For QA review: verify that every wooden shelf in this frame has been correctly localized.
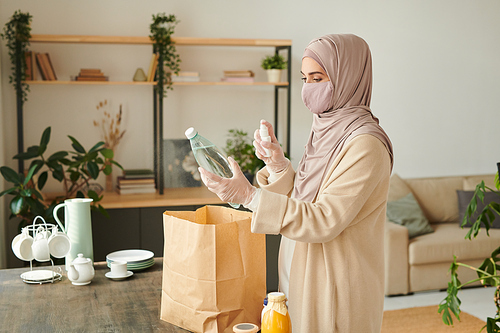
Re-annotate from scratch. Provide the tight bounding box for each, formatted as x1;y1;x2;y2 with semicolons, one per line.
30;34;292;47
25;80;156;85
44;186;223;209
26;80;289;86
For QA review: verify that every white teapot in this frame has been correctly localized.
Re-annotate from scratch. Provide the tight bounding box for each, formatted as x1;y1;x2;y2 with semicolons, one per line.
67;253;95;285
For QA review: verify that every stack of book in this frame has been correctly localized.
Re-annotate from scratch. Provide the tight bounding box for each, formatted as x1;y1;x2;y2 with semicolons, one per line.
75;69;109;82
171;71;200;83
27;52;57;81
117;169;156;195
221;70;254;83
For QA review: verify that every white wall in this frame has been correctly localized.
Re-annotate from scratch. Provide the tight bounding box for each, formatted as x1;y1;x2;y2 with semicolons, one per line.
1;0;499;263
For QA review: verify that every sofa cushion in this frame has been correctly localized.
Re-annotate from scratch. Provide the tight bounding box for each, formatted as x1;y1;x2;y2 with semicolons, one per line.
388;173;412;202
457;190;500;228
408;223;500;265
463;174;496;191
405;176;463;223
386;193;434;238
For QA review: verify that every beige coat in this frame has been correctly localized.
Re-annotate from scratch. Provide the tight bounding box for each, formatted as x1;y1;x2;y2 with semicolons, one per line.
253;134;391;333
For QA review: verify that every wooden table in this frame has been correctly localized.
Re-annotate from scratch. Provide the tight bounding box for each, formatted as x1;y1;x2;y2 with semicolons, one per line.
0;258;190;332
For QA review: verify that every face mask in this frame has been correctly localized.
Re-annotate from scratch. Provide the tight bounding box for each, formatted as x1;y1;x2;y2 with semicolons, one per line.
301;81;333;114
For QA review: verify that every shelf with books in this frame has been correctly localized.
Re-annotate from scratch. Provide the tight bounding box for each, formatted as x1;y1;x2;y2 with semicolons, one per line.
15;33;291;196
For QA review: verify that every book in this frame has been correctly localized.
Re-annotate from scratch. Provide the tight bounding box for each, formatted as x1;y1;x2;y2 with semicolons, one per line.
117;187;156;195
117;176;155;185
36;53;50;80
177;71;199;77
122;169;155;179
43;53;57;80
223;70;254;77
171;76;201;82
221;77;255;83
75;76;109;81
146;53;157;82
148;54;159;82
25;52;33;81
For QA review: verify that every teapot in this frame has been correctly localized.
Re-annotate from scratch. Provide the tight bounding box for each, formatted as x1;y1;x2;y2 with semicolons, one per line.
67;253;95;285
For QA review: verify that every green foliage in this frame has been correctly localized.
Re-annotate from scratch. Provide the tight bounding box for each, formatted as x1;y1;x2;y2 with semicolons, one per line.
0;10;32;103
0;127;122;224
149;13;181;97
224;129;264;175
261;54;287;70
440;170;500;333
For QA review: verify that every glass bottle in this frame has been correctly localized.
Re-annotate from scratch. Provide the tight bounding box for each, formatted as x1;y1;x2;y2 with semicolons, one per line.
261;292;292;333
185;127;239;209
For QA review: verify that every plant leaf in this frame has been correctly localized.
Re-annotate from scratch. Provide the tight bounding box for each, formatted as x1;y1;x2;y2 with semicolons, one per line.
88;141;105;153
14;146;40;160
87;161;99;179
48;151;68;162
103;164;112;175
98;204;109;218
87;190;99;201
68;135;86;153
0;187;17;197
110;159;124;170
0;166;21;185
10;196;25;215
22;164;37;186
100;148;114;159
39;127;51;154
37;171;48;190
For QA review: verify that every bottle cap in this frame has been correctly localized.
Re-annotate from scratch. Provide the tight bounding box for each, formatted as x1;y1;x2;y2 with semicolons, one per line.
259;123;269;136
233;323;259;333
267;291;286;302
185;127;197;139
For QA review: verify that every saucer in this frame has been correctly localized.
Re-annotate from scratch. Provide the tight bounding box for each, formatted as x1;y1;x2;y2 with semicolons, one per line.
105;271;133;281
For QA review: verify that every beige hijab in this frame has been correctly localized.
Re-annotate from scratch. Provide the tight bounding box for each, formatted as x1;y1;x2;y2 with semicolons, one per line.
293;34;393;202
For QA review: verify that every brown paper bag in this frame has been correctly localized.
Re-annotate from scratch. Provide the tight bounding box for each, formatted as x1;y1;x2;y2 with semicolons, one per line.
160;206;266;333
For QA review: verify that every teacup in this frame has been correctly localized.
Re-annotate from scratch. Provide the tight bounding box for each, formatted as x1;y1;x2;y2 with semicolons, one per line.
32;226;51;262
110;260;128;277
48;228;71;258
12;229;34;261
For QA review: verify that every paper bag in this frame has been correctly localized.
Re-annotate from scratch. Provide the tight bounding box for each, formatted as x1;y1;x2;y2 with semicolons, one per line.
160;206;266;333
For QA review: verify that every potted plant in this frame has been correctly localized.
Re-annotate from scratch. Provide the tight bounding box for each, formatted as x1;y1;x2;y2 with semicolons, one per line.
149;13;181;97
0;127;123;230
224;129;265;184
261;54;287;83
439;163;500;333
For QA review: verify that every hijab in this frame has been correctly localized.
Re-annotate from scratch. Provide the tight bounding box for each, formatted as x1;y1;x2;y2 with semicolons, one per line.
292;34;393;202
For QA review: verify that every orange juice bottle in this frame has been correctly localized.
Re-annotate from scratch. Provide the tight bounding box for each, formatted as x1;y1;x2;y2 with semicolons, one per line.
261;292;292;333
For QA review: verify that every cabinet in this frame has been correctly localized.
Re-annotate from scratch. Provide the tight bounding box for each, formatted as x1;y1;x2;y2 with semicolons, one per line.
17;34;292;195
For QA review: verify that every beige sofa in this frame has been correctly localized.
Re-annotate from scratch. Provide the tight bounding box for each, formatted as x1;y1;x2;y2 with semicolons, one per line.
384;173;500;295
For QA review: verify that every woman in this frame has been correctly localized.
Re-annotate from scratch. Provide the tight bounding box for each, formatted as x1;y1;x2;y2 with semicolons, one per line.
199;34;393;332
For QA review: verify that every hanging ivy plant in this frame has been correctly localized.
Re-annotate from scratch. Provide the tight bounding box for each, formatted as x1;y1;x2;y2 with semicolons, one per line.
0;10;32;104
149;13;181;97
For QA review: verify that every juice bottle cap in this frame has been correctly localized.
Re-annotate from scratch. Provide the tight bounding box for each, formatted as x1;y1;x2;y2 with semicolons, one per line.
267;291;286;302
185;127;197;139
233;323;259;333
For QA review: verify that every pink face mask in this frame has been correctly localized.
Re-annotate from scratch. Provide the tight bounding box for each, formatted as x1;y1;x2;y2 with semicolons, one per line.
301;81;334;114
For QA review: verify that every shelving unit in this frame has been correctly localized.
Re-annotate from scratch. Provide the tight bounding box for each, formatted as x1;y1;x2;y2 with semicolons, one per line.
16;34;292;195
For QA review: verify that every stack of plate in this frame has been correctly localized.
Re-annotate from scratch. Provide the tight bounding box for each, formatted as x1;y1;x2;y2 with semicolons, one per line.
106;249;155;271
20;270;62;284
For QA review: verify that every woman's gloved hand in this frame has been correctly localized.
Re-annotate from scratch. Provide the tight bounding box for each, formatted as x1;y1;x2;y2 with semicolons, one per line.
253;120;289;174
199;157;257;207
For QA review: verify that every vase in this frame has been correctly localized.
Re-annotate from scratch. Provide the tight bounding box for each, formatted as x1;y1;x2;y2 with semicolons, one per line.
106;173;113;192
266;69;282;83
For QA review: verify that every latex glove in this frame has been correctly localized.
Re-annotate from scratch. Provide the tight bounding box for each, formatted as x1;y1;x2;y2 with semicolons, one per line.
253;119;289;174
199;156;257;207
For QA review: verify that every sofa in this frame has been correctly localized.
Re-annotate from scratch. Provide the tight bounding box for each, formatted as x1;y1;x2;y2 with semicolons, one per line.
384;173;500;296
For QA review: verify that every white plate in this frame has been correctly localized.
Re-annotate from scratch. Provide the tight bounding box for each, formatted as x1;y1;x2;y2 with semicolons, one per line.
21;270;62;283
106;249;154;264
105;271;133;280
